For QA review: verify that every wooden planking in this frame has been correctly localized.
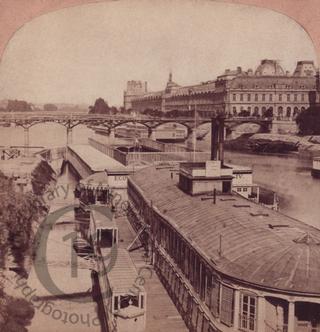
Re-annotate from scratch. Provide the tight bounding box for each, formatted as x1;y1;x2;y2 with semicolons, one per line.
114;215;188;332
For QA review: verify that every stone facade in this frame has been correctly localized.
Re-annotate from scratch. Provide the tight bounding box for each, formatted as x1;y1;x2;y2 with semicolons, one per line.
123;80;148;110
125;60;317;119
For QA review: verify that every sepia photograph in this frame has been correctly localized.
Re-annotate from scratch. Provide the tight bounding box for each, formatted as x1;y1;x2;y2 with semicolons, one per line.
0;0;320;331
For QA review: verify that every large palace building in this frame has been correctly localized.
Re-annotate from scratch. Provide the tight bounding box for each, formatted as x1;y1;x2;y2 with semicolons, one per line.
124;60;317;119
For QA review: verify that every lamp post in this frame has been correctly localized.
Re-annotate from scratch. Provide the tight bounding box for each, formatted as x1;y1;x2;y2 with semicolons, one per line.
132;111;137;172
188;89;197;162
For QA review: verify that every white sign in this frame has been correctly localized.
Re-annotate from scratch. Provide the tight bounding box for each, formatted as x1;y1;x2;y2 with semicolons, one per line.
205;160;221;177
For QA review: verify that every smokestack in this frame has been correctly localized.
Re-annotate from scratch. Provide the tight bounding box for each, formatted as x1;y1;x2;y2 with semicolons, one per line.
211;118;219;160
211;116;225;163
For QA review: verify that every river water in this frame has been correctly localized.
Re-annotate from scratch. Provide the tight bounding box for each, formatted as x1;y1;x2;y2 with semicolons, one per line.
1;124;319;229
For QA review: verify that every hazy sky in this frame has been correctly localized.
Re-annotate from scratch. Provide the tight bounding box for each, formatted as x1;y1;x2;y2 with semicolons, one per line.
0;0;317;106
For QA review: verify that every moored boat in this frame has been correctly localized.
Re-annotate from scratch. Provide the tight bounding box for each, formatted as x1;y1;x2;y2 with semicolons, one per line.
311;157;320;178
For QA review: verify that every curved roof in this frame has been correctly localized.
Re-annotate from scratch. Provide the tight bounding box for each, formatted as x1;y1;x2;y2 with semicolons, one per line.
130;166;320;295
255;59;285;76
80;171;109;188
68;144;128;173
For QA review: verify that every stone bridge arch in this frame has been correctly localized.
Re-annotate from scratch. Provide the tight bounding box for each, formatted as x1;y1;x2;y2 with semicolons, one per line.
226;119;271;135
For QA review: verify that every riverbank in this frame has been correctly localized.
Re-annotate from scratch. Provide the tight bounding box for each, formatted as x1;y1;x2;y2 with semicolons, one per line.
224;133;320;158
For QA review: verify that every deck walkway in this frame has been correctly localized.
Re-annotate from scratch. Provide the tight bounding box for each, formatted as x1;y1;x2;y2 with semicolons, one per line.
115;215;188;332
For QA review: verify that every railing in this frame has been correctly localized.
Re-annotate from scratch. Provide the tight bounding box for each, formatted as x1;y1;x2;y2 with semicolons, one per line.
89;137;211;165
126;151;211;165
139;138;189;153
88;137;116;158
265;320;288;332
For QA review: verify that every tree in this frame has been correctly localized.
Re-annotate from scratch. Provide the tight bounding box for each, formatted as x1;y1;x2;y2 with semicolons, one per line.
6;100;32;112
296;105;320;135
264;108;274;118
238;110;250;117
88;98;110;114
43;103;58;112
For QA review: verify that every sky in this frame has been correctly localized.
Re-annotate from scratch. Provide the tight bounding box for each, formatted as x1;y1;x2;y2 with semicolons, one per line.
0;0;317;107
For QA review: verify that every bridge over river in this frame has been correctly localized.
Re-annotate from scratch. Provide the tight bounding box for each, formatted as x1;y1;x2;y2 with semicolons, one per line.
0;112;273;149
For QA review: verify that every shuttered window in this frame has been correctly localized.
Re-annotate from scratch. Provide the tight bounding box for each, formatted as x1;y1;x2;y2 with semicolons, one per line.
210;277;220;318
184;245;189;277
205;269;212;307
199;263;206;301
220;285;234;326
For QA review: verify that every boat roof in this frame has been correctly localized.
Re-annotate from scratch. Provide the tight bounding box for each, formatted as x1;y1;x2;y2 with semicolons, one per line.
130;165;320;295
80;171;109;188
227;163;252;173
91;209;117;229
68;144;128;173
104;248;145;294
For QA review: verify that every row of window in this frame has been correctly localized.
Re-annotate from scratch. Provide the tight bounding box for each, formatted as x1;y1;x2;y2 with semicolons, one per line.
154;236;258;331
157;218;257;331
128;181;258;331
232;93;307;102
231;105;305;117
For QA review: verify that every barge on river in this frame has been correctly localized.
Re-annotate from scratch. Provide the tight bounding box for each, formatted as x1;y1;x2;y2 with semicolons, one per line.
311;157;320;178
126;117;320;332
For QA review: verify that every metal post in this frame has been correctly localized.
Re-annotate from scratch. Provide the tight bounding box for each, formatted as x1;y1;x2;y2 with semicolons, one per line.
24;127;29;157
67;127;73;146
211;118;219;160
193;101;197;162
218;116;225;164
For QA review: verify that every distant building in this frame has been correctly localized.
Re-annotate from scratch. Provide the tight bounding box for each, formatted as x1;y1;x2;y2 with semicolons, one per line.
126;60;317;119
123;80;148;110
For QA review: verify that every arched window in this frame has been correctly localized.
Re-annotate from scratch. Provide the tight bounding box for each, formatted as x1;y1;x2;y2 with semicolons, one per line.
253;106;259;116
277;106;283;118
286;107;291;118
267;107;273;118
293;107;299;118
261;106;267;117
232;107;237;116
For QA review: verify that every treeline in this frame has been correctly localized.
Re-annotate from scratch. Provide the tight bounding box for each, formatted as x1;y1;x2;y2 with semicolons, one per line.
142;108;196;118
0;170;49;331
296;105;320;135
0;100;59;112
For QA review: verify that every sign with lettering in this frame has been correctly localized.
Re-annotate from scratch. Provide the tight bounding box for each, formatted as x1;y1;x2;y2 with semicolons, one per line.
205;160;221;177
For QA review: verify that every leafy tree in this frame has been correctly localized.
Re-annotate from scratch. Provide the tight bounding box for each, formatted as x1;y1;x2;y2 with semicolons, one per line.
6;100;32;112
264;108;274;118
238;110;251;117
0;294;35;332
43;103;58;112
142;108;164;117
0;170;48;332
89;98;111;114
296;106;320;135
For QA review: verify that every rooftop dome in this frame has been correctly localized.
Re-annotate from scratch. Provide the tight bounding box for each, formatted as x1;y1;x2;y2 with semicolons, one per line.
165;72;180;93
255;59;285;76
